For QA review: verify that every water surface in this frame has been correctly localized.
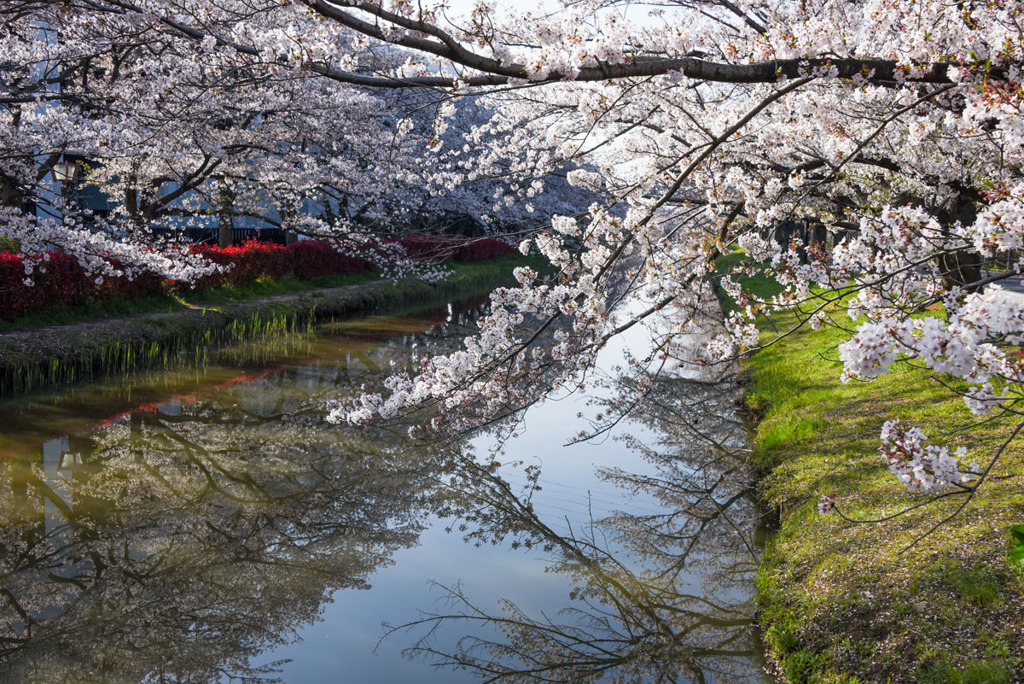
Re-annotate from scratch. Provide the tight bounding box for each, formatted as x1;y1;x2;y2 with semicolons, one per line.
0;298;769;683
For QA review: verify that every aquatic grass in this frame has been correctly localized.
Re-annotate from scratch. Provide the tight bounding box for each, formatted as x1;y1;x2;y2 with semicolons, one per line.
719;256;1024;682
0;310;293;395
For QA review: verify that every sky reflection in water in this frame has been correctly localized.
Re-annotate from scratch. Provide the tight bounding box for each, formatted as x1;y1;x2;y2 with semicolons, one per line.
0;298;767;683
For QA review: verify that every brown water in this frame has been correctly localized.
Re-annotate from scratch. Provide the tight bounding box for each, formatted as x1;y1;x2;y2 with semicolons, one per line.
0;298;769;683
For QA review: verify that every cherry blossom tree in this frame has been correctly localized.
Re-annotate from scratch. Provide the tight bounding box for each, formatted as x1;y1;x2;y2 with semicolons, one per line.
2;0;1022;506
304;0;1024;513
0;1;462;280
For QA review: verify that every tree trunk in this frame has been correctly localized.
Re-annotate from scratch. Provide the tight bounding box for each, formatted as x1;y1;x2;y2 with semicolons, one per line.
937;187;983;292
218;181;235;248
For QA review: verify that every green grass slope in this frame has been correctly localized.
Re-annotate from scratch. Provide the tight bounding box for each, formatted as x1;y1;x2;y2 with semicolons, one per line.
724;255;1024;682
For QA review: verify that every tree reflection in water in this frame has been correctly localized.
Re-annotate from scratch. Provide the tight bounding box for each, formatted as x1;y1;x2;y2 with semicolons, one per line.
0;310;476;683
393;365;765;683
0;302;766;683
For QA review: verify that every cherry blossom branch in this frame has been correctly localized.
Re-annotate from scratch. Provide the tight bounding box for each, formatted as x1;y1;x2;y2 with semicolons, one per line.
823;419;1024;548
300;2;981;88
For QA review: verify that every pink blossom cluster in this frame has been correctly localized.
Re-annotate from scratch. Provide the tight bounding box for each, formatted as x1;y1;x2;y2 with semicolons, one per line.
878;420;976;492
839;288;1024;416
816;494;836;515
300;2;1024;479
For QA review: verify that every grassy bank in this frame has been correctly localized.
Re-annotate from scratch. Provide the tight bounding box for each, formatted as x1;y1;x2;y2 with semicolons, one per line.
0;270;382;333
0;257;533;397
725;256;1024;682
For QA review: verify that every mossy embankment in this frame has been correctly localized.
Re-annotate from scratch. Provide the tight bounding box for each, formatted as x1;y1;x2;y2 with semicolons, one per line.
0;258;530;398
720;254;1024;683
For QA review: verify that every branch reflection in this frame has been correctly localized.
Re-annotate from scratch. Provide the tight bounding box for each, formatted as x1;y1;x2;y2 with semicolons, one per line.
0;311;481;682
0;300;766;683
393;368;765;683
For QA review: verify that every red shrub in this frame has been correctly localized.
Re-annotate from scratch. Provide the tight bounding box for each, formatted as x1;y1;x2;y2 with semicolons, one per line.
286;240;370;279
188;244;231;289
397;234;456;262
231;239;293;282
0;251;33;320
455;238;515;261
191;239;292;288
94;257;166;303
189;239;371;290
0;250;97;320
0;232;509;321
35;251;90;309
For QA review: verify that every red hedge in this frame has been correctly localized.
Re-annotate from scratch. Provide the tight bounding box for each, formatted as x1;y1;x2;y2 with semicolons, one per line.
396;234;456;262
287;240;370;280
0;250;170;319
0;251;34;320
190;239;371;288
455;238;515;262
98;261;166;303
393;235;515;262
0;235;514;321
191;240;294;288
0;240;373;321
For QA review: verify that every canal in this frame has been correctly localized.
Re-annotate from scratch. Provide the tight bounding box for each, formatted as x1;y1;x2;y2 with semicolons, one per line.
0;296;769;683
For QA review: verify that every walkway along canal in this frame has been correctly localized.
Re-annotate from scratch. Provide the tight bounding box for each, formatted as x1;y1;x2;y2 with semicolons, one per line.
0;294;769;682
